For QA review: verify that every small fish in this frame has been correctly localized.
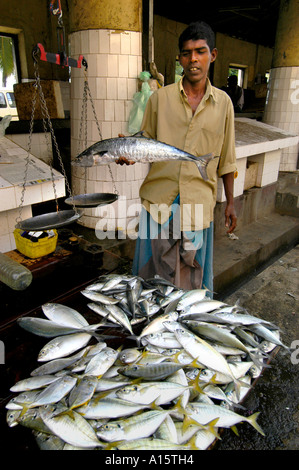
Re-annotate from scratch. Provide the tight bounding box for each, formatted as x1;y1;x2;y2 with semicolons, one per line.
17;317;102;338
176;289;209;311
37;333;92;362
96;409;171;442
104;304;133;334
6;410;21;428
33;430;65;450
107;435;200;450
42;303;89;328
80;290;119;305
68;376;98;409
184;402;265;436
27;376;77;408
10;375;60;392
30;348;89;376
84;347;119;378
39;404;105;448
73;134;214;181
77;395;151;420
117;362;183;381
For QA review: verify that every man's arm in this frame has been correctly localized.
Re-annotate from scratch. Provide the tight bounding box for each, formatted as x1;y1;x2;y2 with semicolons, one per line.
222;171;237;233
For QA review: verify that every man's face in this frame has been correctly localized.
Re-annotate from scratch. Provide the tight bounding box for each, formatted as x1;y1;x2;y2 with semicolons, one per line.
179;39;217;85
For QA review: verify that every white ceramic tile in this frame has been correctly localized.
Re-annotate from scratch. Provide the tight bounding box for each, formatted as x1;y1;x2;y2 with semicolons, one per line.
128;55;138;78
112;121;123;138
104;100;115;121
117;78;128;100
114;100;125;122
0;234;12;253
99;30;110;53
107;78;117;99
120;32;131;55
97;54;109;77
0;187;17;211
130;31;141;56
108;55;118;77
127;78;138;98
119;54;129;78
96;77;107;99
110;32;121;54
9;232;17;251
86;54;97;77
0;212;9;236
101;122;112;139
89;30;99;54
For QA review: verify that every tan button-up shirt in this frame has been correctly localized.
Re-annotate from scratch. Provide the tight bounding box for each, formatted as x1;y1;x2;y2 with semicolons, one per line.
139;78;237;231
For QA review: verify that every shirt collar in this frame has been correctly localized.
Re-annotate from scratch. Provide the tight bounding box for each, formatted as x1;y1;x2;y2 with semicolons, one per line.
178;77;218;104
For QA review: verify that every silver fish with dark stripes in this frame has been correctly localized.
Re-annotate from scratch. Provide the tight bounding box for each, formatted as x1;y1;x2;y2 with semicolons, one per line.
72;134;214;181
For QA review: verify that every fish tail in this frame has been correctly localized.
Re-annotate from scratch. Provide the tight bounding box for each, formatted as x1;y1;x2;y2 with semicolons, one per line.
195;153;214;181
182;415;204;433
189;372;205;395
246;411;265;436
186;434;201;450
233;377;251;401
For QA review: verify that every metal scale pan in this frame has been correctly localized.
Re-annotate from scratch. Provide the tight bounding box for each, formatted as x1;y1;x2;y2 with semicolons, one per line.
64;193;118;208
15;210;83;231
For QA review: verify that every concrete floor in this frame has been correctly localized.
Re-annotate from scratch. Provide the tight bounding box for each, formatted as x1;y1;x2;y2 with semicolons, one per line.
215;244;299;450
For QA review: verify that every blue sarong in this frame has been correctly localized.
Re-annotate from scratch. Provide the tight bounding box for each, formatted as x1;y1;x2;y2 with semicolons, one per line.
132;195;214;296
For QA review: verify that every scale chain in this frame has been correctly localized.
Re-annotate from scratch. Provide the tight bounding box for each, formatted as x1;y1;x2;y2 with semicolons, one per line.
34;60;77;213
78;71;118;196
16;77;39;224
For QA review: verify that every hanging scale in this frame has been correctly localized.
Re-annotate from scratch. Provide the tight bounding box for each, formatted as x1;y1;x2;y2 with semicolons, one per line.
15;57;83;231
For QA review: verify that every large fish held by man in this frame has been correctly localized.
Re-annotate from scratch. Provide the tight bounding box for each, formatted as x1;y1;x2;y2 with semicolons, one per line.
72;133;214;181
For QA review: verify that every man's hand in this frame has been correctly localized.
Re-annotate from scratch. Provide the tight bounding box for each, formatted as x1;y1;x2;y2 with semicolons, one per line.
225;202;237;234
115;134;135;165
222;172;237;234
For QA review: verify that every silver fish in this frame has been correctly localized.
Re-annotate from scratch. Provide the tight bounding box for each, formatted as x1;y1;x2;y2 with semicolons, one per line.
96;409;171;442
68;375;98;410
17;317;102;338
117;362;183;381
37;333;92;362
39;404;104;448
10;375;60;392
42;303;89;328
73;134;214;181
27;376;77;408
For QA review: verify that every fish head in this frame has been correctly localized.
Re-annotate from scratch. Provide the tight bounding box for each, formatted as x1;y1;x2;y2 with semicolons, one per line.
72;148;95;167
38;343;57;362
97;422;124;441
115;384;139;399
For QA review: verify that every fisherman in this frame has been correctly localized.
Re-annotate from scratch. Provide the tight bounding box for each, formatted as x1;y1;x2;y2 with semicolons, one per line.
121;21;237;294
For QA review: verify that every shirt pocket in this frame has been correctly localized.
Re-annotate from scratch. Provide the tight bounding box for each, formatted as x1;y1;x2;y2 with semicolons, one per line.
197;127;224;156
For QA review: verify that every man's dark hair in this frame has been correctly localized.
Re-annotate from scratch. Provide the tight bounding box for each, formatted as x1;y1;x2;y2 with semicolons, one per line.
179;21;216;52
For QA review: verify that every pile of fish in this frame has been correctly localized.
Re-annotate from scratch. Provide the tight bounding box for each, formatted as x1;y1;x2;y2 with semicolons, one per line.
6;273;288;450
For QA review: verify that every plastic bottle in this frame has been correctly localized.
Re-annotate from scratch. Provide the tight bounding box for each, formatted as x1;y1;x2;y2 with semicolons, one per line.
0;252;33;290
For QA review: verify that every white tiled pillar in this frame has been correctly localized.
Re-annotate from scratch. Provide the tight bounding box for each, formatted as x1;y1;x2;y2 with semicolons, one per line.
70;29;149;231
263;67;299;171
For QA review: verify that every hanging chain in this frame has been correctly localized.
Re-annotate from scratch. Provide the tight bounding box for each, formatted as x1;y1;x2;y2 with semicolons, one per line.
78;68;118;196
16;76;39;224
78;72;89;194
17;58;78;224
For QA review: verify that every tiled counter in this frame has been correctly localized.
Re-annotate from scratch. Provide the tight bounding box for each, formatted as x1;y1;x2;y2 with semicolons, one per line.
0;137;65;252
217;118;299;202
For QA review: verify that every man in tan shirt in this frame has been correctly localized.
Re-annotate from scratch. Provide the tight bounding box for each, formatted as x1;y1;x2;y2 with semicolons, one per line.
132;21;237;293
